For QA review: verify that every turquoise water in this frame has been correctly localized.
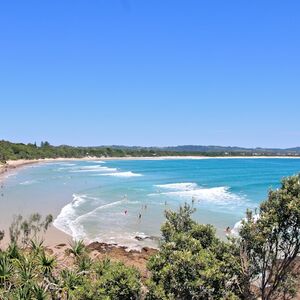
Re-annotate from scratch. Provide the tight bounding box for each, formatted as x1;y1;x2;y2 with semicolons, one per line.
1;158;300;249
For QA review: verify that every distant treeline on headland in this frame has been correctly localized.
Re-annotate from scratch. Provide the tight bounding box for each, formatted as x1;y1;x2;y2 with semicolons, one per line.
1;140;300;163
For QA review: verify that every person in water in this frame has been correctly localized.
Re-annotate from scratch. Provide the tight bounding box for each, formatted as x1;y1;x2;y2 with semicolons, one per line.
124;210;128;215
192;196;195;204
225;226;231;234
138;213;142;219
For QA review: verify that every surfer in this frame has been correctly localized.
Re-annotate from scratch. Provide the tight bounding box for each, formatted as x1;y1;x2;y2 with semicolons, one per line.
138;213;142;220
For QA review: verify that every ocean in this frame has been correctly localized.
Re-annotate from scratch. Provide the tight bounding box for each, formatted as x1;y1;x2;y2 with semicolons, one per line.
1;158;300;250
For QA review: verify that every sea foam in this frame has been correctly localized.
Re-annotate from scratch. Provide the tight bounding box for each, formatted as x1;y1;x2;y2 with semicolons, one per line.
98;171;142;177
153;182;243;204
53;193;91;240
69;166;118;173
155;182;198;190
19;180;38;185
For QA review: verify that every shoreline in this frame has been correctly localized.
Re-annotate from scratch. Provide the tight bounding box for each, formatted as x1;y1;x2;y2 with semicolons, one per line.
1;155;300;253
1;154;300;171
0;157;160;254
1;154;300;182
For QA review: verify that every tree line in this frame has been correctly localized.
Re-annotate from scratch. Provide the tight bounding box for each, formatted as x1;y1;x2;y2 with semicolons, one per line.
1;140;295;164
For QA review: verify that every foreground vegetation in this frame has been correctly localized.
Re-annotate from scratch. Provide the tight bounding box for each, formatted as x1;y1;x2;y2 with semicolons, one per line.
0;175;299;299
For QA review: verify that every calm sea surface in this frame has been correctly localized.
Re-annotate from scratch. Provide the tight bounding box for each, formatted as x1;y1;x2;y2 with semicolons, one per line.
1;158;300;249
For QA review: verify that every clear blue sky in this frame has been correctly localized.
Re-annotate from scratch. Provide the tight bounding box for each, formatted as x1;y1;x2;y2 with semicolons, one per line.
0;1;299;148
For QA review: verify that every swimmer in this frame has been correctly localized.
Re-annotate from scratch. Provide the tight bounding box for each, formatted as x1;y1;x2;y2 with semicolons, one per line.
225;226;231;234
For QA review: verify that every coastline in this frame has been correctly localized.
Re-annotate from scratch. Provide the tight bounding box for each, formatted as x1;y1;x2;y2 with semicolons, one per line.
0;157;104;180
0;157;159;264
1;154;300;172
1;155;300;254
1;154;300;182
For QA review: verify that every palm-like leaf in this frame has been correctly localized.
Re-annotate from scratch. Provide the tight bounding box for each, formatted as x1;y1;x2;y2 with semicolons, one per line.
32;283;50;300
11;285;31;300
60;269;82;299
7;242;21;259
76;254;92;272
68;240;86;257
0;253;13;286
39;251;56;276
30;239;44;255
14;255;37;287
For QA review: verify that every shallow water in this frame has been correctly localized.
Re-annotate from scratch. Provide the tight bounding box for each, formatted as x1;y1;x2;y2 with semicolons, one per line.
1;158;300;250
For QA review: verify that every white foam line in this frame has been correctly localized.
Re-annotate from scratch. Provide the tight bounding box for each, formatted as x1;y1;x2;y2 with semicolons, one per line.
19;180;38;185
74;199;127;222
98;171;142;177
155;182;197;190
53;194;90;238
69;167;117;173
152;182;244;204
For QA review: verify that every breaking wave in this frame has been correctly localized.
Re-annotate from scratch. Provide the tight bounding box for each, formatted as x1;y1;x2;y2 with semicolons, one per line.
53;193;92;239
98;171;142;177
69;166;117;173
53;193;148;249
155;182;198;190
152;182;244;204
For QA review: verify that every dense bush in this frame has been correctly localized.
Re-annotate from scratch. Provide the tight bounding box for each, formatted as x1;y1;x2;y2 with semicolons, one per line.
147;175;300;300
0;214;142;300
146;203;242;300
76;259;141;299
237;174;300;300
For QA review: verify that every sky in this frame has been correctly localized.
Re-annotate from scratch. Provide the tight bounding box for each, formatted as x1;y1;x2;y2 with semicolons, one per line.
0;0;299;148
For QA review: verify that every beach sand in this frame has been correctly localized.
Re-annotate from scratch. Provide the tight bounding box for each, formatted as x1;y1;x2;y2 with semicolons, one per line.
1;154;300;247
1;154;299;178
0;157;158;275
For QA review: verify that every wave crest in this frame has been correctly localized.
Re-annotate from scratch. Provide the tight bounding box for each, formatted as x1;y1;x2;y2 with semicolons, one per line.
98;171;142;177
152;182;244;204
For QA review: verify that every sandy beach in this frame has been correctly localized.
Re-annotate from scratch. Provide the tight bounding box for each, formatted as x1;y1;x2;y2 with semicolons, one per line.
1;156;300;247
1;155;299;246
0;158;159;275
1;154;299;176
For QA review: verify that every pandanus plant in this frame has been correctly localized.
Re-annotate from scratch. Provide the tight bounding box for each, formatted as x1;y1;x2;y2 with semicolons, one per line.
38;251;57;278
0;253;13;290
68;240;86;257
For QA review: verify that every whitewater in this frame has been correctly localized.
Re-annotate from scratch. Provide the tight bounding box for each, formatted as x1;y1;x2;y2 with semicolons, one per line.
1;158;300;250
